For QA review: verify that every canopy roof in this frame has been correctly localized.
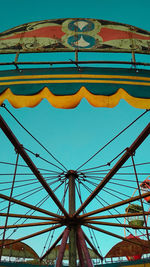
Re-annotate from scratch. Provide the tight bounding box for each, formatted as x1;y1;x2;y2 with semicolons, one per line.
0;67;150;109
105;236;150;258
0;239;39;259
0;19;150;109
45;243;98;260
0;18;150;54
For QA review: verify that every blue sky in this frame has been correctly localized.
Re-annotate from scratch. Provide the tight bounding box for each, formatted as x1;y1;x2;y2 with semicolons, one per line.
1;0;150;32
0;0;150;261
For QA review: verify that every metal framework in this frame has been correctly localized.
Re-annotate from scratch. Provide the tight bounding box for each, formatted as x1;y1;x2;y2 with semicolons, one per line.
0;17;150;267
0;114;149;266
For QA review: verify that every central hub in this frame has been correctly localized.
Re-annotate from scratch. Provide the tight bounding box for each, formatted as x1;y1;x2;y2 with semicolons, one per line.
65;170;79;179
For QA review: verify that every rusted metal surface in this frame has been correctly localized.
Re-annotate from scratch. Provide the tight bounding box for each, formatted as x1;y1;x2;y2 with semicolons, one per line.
0;60;150;66
82;211;150;220
0;18;150;54
83;220;150;230
0;220;61;230
56;227;70;267
76;235;85;267
75;123;150;217
0;239;39;259
80;191;150;219
40;232;64;261
0;193;62;218
77;227;94;267
0;153;19;262
0;212;61;221
84;232;103;260
0;224;62;248
84;224;150;249
68;170;77;267
105;237;150;258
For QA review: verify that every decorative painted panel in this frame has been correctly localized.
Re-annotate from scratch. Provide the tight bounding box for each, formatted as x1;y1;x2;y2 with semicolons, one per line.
0;19;150;54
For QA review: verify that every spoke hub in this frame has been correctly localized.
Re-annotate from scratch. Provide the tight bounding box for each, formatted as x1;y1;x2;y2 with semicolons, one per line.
65;170;79;179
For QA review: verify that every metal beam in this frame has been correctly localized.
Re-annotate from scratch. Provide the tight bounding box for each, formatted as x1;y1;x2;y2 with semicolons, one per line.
1;60;150;67
0;193;62;218
40;231;64;261
56;227;70;267
83;232;103;260
76;235;85;267
0;153;19;262
84;224;150;249
0;220;61;229
0;224;62;247
68;171;77;267
82;211;150;220
83;220;150;230
0;115;69;218
77;227;93;267
79;190;150;218
74;123;150;216
0;212;58;221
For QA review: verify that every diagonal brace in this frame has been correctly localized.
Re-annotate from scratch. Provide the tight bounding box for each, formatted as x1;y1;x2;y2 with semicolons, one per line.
75;123;150;216
40;231;64;261
0;193;62;219
0;114;69;218
79;190;150;218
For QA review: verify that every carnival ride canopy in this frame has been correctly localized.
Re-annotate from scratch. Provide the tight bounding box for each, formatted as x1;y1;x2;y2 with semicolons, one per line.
0;19;150;264
0;18;150;109
0;239;39;259
0;18;150;54
105;236;150;258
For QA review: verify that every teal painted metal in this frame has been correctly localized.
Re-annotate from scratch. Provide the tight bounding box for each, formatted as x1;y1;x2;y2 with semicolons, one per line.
0;67;150;98
1;258;150;267
0;263;53;267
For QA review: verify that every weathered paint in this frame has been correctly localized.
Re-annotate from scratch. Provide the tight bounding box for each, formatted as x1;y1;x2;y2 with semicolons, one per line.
0;19;150;54
0;239;38;259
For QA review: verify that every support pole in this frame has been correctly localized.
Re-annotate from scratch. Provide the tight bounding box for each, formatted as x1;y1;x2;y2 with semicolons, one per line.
77;227;93;267
77;233;85;267
67;170;77;267
56;227;70;267
84;232;103;261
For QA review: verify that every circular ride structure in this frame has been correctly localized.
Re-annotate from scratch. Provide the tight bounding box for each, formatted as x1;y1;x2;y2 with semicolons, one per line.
0;18;150;267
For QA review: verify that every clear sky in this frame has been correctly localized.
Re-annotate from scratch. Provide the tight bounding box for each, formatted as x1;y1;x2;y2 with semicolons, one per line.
0;0;150;262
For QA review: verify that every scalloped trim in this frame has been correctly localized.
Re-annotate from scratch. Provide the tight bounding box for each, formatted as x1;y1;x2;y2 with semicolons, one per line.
0;86;150;109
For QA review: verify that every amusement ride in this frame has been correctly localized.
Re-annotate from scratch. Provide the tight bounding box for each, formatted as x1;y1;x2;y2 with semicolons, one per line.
0;18;149;266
